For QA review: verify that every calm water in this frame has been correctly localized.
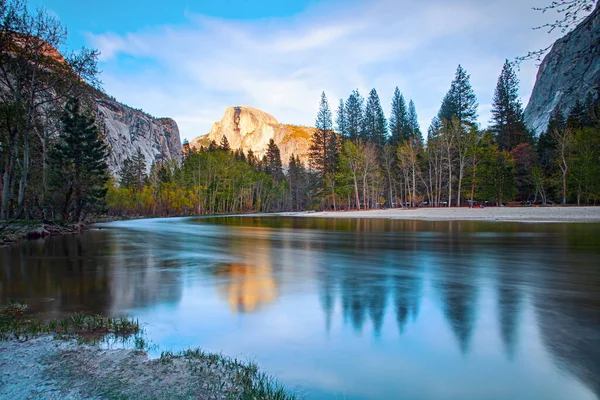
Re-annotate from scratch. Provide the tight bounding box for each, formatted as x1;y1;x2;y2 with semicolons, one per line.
1;216;600;400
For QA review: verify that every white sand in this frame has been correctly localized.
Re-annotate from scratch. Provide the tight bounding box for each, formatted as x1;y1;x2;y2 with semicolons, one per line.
285;206;600;222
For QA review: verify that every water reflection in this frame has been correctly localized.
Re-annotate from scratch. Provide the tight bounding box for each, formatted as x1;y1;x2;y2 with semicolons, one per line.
214;263;277;313
1;217;599;399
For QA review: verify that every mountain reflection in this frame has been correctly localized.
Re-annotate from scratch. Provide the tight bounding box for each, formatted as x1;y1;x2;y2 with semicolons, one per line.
214;263;277;313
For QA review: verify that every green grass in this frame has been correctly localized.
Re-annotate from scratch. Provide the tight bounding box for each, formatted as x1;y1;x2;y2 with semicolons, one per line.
0;302;141;341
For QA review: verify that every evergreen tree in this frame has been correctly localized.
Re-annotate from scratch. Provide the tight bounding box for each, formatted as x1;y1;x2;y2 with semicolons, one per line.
247;149;258;168
288;154;309;210
389;87;409;145
208;140;218;152
131;148;147;191
491;60;530;150
119;157;135;189
566;100;587;129
336;98;347;139
438;65;479;126
310;92;337;176
50;98;109;222
345;89;364;141
363;88;388;147
219;135;231;151
428;116;443;140
265;139;284;181
407;100;421;141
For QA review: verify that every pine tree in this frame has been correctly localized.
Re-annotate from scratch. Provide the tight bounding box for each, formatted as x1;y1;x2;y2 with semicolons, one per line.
118;157;136;189
208;140;218;152
389;87;409;145
407;100;421;141
219;135;231;151
336;98;347;139
131;148;147;191
345;89;364;141
438;65;479;126
50;98;109;222
363;88;387;147
491;60;530;150
309;91;339;182
265;139;284;181
566;100;587;129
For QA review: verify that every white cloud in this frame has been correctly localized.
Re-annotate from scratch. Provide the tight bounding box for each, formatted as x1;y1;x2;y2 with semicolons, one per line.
87;0;566;142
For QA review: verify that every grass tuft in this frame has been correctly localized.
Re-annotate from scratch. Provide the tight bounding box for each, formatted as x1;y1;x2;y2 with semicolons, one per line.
0;302;141;341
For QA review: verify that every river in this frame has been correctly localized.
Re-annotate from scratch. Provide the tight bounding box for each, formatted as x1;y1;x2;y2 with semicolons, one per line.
1;216;599;399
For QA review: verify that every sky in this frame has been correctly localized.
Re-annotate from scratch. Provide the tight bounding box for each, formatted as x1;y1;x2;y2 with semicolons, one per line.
30;0;566;142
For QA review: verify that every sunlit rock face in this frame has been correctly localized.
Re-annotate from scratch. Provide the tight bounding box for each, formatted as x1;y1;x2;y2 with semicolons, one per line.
95;97;182;176
5;34;183;176
524;4;600;135
190;106;312;165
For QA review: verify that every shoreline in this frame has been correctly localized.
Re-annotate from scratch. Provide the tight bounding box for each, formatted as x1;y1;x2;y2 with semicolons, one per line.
0;336;296;399
0;222;81;247
0;302;296;399
284;206;600;223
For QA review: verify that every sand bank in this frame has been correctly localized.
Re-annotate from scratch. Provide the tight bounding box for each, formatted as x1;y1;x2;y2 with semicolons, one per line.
287;206;600;222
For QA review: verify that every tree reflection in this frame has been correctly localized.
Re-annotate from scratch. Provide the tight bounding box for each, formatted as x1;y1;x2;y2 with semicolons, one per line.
535;251;600;398
497;270;521;359
393;268;422;334
0;230;184;316
436;257;478;355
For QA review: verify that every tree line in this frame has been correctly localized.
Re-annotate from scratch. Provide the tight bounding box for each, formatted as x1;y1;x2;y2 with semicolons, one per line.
303;61;600;211
110;60;600;217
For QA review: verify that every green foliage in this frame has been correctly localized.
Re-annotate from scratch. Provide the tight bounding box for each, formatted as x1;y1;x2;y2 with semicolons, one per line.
363;88;388;147
491;60;531;150
49;98;109;222
108;145;291;216
265;139;284;181
475;133;517;204
389;87;410;145
344;89;364;141
407;100;422;142
439;65;479;126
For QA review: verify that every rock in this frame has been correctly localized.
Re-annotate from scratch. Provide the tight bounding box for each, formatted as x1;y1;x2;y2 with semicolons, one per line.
524;4;600;135
190;106;312;165
95;96;182;175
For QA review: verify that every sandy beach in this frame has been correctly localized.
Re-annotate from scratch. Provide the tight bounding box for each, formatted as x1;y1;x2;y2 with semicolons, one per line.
287;206;600;222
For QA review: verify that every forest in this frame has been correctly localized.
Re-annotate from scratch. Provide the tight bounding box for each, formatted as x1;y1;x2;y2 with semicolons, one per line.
108;61;600;217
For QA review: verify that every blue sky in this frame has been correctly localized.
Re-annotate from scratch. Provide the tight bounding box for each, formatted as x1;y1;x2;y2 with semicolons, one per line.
32;0;566;142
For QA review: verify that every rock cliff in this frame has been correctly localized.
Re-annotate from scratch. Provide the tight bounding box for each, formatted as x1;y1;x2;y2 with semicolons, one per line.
524;4;600;135
190;106;312;165
95;95;182;175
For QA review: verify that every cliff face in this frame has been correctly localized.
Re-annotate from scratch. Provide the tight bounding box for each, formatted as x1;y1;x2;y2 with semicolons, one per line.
95;96;182;175
190;106;312;164
524;5;600;135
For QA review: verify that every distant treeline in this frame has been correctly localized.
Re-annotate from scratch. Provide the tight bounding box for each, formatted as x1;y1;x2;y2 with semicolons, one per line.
110;61;600;217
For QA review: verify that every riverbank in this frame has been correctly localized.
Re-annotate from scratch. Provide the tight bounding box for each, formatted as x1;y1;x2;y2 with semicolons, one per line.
0;215;144;247
0;303;297;399
0;337;296;399
0;221;81;247
287;206;600;222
